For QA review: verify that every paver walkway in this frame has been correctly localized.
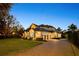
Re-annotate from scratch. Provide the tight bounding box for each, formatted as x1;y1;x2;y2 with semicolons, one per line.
14;39;79;56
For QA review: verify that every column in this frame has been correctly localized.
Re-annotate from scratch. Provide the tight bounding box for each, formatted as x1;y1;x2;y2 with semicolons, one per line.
43;35;44;40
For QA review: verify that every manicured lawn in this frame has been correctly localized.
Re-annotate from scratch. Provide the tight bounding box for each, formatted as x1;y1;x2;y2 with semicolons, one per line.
0;38;43;55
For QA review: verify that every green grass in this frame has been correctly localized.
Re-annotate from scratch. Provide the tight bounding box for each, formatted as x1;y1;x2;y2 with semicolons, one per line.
0;38;43;55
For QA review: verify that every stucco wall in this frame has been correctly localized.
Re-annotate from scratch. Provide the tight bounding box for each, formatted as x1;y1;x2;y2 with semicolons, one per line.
29;29;34;38
22;32;27;38
35;31;42;39
57;33;61;38
51;32;57;38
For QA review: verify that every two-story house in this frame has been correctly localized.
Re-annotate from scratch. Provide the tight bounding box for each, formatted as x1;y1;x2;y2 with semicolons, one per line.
22;23;61;41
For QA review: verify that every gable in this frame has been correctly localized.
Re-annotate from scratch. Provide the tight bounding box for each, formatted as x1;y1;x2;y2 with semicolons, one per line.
30;24;38;29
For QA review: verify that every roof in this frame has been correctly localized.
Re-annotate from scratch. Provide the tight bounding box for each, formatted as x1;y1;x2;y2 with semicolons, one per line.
39;24;53;28
25;23;57;32
34;27;54;32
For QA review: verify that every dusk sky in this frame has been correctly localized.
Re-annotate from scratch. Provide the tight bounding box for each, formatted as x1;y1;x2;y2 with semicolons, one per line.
10;3;79;30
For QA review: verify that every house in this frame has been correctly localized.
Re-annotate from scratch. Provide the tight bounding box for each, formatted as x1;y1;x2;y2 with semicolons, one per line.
22;23;61;41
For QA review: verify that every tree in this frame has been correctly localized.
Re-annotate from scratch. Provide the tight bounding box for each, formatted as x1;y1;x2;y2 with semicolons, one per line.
57;27;62;32
12;21;24;38
5;15;16;36
67;24;78;45
0;4;24;38
68;23;77;31
17;27;24;37
0;3;12;37
0;3;12;17
0;19;6;34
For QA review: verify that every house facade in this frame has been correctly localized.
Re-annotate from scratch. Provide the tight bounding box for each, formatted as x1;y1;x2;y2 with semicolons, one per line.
22;23;61;41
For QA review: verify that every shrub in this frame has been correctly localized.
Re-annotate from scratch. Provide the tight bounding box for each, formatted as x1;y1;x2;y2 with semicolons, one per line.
36;38;43;41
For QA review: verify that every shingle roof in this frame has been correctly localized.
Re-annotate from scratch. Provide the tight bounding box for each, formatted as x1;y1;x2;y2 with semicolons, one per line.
39;24;54;28
34;24;56;32
25;23;57;32
34;27;49;32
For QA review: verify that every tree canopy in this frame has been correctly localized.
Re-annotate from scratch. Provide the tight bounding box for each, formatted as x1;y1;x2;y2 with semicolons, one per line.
68;23;77;31
0;4;24;38
57;27;62;32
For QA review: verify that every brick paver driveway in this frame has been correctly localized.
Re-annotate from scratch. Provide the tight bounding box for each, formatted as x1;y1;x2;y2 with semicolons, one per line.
15;39;79;56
